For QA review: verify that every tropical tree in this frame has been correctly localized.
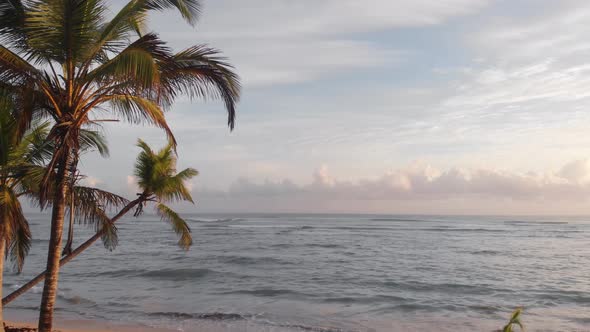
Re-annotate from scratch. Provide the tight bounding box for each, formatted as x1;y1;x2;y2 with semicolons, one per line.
3;139;197;306
0;0;239;330
0;93;128;330
0;92;42;331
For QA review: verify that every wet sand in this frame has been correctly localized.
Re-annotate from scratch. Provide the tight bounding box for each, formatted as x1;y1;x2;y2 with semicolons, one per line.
4;320;178;332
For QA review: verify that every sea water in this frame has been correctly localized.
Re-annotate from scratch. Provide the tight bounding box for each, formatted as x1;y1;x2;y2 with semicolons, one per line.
4;214;590;331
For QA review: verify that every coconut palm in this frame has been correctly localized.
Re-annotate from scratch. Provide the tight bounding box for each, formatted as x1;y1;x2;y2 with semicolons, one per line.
0;93;128;330
0;92;42;331
3;139;197;306
0;0;239;329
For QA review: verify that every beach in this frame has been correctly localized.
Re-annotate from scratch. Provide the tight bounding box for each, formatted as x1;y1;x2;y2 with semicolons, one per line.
4;320;176;332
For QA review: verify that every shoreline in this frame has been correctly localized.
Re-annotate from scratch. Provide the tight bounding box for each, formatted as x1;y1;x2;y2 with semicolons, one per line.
4;320;178;332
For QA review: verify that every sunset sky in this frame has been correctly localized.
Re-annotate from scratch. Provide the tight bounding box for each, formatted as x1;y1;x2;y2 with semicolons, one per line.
78;0;590;214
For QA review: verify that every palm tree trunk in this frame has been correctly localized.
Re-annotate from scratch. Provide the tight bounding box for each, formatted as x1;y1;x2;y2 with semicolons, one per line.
62;194;74;256
2;198;142;306
37;154;71;332
0;225;6;332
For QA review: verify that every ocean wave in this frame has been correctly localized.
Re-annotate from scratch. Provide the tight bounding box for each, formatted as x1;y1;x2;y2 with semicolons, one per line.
535;290;590;304
308;243;344;249
467;250;501;256
217;288;303;297
189;218;246;223
85;268;148;278
218;255;293;266
83;267;218;281
370;218;431;222
269;323;346;332
138;268;217;281
58;293;97;306
322;294;407;304
383;281;496;295
276;225;315;234
421;227;507;233
9;284;43;294
504;220;569;225
147;312;347;332
148;311;250;321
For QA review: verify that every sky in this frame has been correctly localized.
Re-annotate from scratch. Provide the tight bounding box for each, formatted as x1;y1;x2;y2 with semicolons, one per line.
78;0;590;215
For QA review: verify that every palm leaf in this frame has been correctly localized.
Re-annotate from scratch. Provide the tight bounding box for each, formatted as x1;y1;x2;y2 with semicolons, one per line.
86;33;171;89
155;202;192;250
107;94;176;145
79;128;109;157
157;167;197;203
24;0;106;64
0;186;31;273
159;45;240;129
502;308;525;332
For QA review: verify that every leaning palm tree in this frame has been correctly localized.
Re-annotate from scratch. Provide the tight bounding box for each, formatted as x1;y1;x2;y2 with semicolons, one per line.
0;93;128;330
0;92;42;331
3;139;197;306
0;0;239;330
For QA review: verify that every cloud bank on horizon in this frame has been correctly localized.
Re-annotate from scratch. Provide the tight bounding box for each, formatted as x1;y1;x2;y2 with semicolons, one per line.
76;0;590;214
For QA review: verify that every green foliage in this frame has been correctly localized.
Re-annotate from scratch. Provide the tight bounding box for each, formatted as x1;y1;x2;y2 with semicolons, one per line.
502;308;525;332
0;0;239;207
0;94;39;272
133;139;197;249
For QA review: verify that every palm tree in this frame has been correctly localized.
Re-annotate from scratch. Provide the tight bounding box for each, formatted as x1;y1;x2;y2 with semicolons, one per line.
0;92;128;330
0;92;41;331
0;0;239;330
3;139;197;306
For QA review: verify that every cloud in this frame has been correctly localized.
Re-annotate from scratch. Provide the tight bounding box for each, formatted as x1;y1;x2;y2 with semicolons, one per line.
558;159;590;184
194;0;492;39
126;175;139;193
447;2;590;112
198;159;590;202
149;0;492;86
80;176;102;187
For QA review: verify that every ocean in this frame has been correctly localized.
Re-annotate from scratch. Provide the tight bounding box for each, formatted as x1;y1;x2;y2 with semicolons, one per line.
3;214;590;331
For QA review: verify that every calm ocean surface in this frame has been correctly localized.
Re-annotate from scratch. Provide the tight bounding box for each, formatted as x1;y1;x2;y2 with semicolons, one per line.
3;214;590;331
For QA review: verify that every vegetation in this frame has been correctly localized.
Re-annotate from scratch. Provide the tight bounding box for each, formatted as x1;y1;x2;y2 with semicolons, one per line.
0;93;43;331
3;139;198;306
0;94;128;331
502;308;525;332
0;0;239;330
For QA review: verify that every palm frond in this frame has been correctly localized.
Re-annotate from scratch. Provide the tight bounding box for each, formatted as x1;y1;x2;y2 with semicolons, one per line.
107;94;176;145
502;308;525;332
8;215;31;273
0;0;27;50
86;33;171;89
79;128;109;157
0;45;39;84
72;186;129;224
155;202;192;250
0;186;31;272
24;0;106;64
158;167;197;203
159;45;240;129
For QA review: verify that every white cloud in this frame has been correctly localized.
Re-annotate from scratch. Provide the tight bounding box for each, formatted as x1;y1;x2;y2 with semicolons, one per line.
126;175;139;193
194;0;492;39
148;0;492;86
80;176;102;187
200;159;590;201
186;159;590;214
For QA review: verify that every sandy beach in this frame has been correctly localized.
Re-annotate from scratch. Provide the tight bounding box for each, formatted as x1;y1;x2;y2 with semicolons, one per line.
4;320;178;332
